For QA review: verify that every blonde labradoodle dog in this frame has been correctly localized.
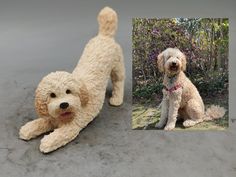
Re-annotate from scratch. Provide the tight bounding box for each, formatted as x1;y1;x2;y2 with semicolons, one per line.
19;7;125;153
155;48;225;130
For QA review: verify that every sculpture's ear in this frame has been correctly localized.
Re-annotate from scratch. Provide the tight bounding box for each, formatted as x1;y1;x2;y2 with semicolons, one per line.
35;86;49;117
79;82;89;107
180;53;187;71
157;52;165;72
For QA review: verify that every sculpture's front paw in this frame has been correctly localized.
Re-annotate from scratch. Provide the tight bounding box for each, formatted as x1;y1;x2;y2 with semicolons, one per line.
39;136;55;153
19;125;33;140
109;96;123;106
164;123;175;131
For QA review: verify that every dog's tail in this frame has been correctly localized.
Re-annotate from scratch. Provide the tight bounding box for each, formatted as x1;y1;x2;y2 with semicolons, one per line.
204;105;226;121
97;6;118;37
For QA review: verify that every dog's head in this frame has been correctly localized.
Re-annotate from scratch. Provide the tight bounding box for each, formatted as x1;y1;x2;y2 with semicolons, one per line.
35;71;89;122
157;48;186;75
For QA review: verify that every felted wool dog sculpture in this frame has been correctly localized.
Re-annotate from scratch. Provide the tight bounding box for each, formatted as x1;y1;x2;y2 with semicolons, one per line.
19;7;125;153
155;48;225;130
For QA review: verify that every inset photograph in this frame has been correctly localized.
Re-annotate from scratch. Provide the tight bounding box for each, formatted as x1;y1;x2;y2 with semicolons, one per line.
132;18;229;130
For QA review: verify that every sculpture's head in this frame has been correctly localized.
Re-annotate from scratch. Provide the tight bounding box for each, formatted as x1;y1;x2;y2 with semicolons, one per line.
35;71;89;122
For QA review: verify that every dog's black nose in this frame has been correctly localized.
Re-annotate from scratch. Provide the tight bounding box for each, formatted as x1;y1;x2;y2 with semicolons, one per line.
60;102;69;109
172;61;177;66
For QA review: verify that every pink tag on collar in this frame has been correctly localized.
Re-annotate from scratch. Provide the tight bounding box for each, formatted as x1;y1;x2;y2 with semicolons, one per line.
164;84;182;93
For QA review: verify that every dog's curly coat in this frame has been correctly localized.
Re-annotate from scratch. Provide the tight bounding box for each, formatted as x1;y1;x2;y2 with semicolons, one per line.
155;48;225;130
19;7;125;153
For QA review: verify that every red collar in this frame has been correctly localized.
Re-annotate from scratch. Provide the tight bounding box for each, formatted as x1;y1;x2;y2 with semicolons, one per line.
164;84;182;93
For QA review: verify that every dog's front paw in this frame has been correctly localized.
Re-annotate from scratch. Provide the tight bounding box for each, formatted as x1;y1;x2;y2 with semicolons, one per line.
164;123;175;130
109;97;123;106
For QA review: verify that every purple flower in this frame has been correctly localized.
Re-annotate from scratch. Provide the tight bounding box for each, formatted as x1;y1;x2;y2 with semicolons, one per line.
152;28;160;35
148;51;158;62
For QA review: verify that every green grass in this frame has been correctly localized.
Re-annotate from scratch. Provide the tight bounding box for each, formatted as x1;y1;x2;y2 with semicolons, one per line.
132;94;228;130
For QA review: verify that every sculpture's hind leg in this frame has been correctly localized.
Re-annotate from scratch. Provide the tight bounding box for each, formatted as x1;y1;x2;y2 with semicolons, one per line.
109;49;125;106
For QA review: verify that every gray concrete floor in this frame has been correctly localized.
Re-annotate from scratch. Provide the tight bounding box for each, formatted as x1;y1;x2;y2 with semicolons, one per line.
0;0;236;177
1;85;236;177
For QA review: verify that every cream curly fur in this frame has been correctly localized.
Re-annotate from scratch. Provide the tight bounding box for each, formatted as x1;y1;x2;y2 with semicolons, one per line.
19;7;125;153
155;48;225;130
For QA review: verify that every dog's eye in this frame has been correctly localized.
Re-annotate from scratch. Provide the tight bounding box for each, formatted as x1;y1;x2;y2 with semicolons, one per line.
66;89;71;94
50;93;56;98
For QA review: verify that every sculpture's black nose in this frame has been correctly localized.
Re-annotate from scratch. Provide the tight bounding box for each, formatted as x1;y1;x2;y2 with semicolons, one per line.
60;102;69;109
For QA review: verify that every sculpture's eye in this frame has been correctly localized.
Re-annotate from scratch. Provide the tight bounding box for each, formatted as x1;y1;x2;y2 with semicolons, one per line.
66;89;71;94
50;93;56;98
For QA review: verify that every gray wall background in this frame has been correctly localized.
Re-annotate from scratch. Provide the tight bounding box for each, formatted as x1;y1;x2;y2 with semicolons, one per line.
0;0;235;177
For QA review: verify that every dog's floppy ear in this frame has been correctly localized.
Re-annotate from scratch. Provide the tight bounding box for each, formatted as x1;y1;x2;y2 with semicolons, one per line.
157;52;165;72
35;86;49;117
79;82;89;107
181;53;187;71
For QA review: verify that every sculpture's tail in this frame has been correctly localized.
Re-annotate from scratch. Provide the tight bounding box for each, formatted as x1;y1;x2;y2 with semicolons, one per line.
204;105;226;121
97;6;118;37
